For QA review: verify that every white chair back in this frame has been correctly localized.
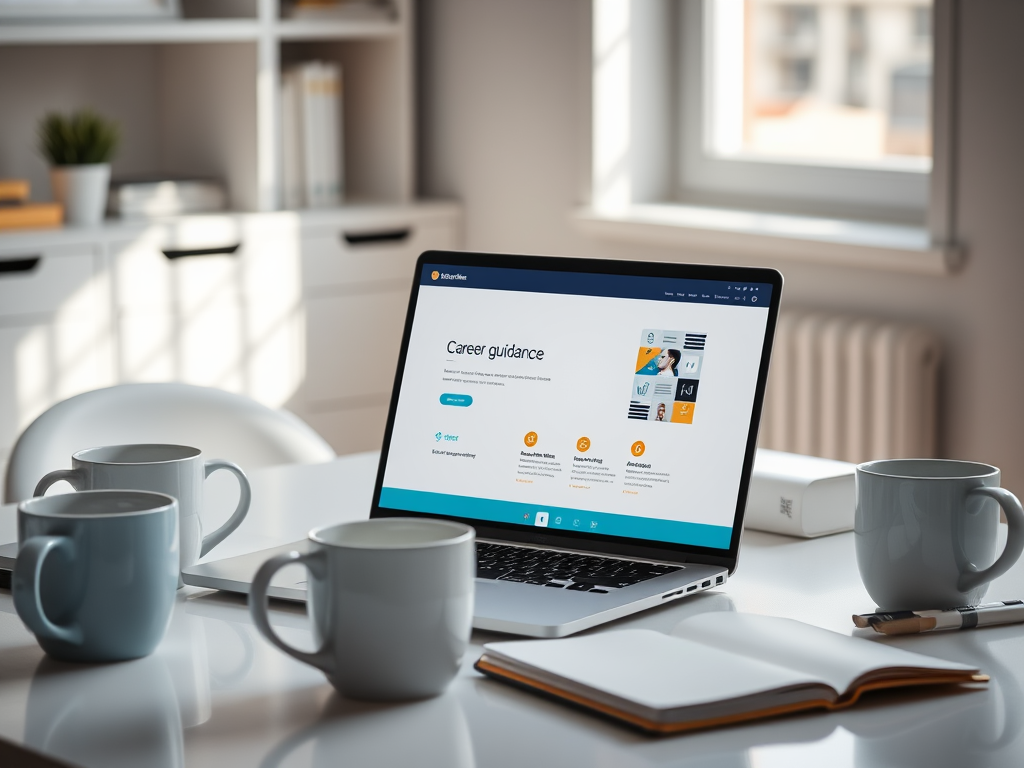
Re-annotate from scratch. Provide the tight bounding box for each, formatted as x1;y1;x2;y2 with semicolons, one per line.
4;383;335;503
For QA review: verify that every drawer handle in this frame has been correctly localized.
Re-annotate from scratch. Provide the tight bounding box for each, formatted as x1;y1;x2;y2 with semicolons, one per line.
0;256;41;275
342;228;412;246
162;244;241;260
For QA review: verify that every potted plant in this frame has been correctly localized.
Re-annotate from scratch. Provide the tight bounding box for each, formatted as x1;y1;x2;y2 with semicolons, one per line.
38;109;119;226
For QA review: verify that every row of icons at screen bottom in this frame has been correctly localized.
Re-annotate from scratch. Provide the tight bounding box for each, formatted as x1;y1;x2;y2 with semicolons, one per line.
526;511;596;530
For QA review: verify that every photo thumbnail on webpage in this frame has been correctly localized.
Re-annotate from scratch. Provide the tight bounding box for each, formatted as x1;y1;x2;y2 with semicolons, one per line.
628;328;706;424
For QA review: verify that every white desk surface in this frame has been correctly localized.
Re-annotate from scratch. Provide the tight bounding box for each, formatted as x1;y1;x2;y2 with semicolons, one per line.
1;452;1023;767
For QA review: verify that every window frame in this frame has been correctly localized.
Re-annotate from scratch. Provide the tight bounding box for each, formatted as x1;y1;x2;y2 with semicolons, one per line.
584;0;960;273
678;0;931;222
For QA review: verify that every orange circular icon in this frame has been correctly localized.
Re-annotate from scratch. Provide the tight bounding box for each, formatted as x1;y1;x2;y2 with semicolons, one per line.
524;431;538;447
631;440;646;457
576;436;591;453
431;270;440;280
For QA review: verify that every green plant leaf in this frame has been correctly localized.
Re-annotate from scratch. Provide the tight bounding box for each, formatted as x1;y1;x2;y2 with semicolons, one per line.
38;109;119;166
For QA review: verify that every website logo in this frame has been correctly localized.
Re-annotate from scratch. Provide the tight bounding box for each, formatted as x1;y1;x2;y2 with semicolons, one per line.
431;270;440;281
435;431;442;442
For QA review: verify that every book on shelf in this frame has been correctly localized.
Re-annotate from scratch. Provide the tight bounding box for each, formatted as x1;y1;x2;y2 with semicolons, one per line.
0;179;30;203
108;176;226;218
283;0;394;21
0;202;62;230
281;61;343;209
474;612;986;735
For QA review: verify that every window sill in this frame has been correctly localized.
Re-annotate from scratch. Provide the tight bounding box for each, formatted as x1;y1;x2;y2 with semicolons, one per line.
573;204;962;276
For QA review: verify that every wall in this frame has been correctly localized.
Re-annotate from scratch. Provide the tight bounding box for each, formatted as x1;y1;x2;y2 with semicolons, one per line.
417;0;1024;490
0;45;161;202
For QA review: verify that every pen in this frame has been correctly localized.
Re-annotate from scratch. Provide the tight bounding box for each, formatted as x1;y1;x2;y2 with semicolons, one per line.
852;600;1024;635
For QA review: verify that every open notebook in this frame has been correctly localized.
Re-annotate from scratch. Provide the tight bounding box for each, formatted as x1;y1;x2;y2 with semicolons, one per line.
474;612;986;734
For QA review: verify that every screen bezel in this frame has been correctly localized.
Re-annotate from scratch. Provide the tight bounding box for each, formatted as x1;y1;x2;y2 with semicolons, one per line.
370;250;783;573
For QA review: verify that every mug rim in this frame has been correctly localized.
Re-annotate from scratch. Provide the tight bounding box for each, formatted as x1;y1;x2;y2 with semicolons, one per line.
19;489;177;519
73;443;201;465
857;458;999;481
309;517;475;550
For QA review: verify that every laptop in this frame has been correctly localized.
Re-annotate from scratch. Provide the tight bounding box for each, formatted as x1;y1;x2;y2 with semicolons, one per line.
184;252;782;636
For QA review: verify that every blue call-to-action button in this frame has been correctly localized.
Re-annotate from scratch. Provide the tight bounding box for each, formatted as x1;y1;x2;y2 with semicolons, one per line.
440;393;473;407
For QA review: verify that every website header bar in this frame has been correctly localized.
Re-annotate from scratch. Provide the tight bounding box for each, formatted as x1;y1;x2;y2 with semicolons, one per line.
421;263;774;308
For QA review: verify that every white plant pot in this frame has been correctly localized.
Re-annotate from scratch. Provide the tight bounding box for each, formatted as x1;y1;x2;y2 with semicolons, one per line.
49;163;111;226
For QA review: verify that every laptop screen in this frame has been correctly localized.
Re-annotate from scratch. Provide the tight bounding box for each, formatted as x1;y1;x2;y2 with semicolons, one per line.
376;256;777;555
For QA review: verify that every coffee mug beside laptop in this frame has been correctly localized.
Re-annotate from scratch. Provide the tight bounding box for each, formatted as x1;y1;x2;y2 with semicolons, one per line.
14;490;179;662
34;444;251;582
249;518;475;701
855;459;1024;611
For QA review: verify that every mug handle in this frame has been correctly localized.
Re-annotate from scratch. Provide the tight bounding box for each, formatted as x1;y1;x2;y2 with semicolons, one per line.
33;469;85;497
248;550;336;677
13;536;83;646
958;487;1024;592
199;459;252;558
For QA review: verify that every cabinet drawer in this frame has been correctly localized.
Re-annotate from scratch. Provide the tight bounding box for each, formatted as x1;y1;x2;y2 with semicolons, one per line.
113;237;243;312
0;245;96;319
117;304;244;391
304;289;408;403
301;222;456;290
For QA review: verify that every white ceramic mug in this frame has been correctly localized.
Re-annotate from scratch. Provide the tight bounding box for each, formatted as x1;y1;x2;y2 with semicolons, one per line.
856;459;1024;610
34;444;251;584
249;518;475;701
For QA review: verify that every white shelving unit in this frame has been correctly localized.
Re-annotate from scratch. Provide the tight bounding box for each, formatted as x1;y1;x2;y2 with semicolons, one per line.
0;0;462;477
1;0;415;214
0;0;413;211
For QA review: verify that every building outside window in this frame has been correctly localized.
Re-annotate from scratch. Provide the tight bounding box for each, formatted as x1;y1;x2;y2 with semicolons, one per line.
712;0;932;169
694;0;934;217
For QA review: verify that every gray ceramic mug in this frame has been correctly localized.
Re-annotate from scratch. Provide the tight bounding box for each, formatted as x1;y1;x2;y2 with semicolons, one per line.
14;490;179;662
249;518;475;701
34;444;251;584
855;459;1024;610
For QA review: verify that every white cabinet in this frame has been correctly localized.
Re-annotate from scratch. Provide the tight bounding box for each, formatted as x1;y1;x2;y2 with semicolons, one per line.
108;215;301;397
113;235;244;387
293;204;460;454
0;203;461;476
0;241;113;474
303;289;408;404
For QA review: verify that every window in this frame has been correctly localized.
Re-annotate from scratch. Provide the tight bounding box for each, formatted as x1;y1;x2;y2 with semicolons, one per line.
684;0;933;220
585;0;958;273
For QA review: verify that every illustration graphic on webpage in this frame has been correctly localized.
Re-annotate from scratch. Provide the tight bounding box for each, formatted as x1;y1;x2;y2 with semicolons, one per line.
628;329;706;424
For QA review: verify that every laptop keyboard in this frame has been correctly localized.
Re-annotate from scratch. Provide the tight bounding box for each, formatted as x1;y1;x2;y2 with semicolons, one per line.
476;542;682;593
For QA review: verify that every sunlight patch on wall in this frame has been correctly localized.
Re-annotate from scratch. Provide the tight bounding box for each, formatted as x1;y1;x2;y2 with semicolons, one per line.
592;0;632;211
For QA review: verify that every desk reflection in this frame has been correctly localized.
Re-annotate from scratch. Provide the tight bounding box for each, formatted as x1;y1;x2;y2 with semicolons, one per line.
850;629;1024;767
164;610;212;729
26;655;184;768
258;690;475;768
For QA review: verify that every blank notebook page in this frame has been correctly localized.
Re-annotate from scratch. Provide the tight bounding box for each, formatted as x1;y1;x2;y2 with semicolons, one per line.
672;613;975;694
484;629;822;711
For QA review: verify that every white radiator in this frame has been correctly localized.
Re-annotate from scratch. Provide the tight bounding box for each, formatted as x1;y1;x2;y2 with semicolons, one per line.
759;310;942;464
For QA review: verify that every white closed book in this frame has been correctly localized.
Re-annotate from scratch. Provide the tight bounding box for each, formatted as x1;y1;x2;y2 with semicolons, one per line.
744;449;855;538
